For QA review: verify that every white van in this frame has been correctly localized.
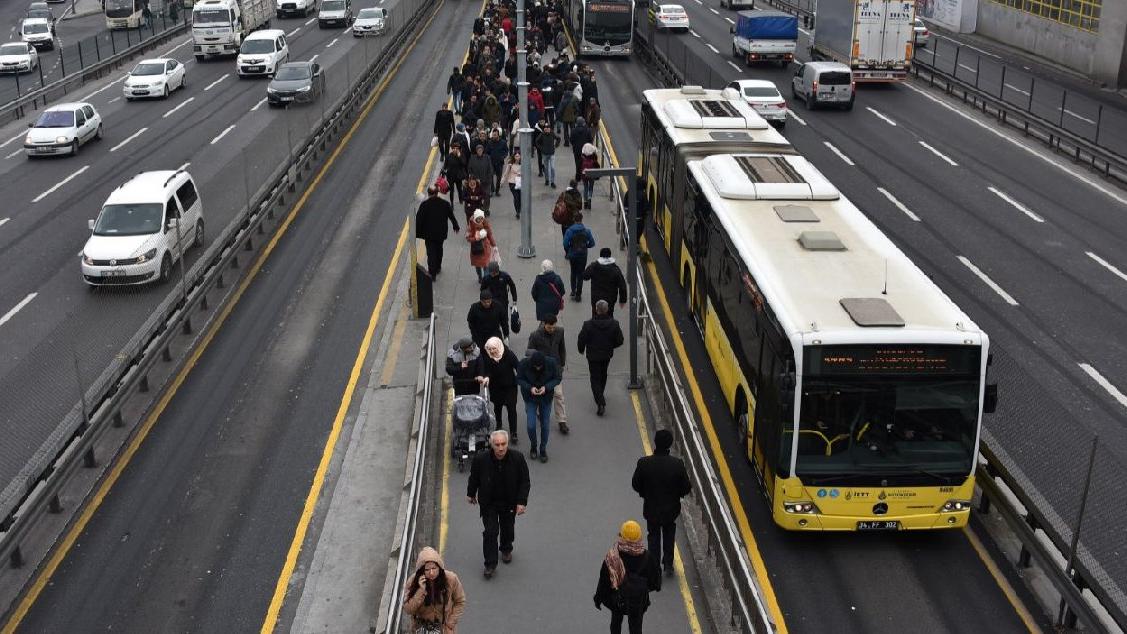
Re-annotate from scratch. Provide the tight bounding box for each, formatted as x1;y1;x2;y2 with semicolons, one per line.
791;61;854;110
237;29;289;77
81;170;205;286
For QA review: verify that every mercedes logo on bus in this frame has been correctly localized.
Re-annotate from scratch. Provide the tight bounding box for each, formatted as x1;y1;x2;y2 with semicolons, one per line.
873;502;889;515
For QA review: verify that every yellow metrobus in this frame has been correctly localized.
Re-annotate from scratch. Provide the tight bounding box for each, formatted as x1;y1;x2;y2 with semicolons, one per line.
644;128;997;529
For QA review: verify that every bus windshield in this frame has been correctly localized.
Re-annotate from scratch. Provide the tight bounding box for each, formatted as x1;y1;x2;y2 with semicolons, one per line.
584;6;632;44
794;345;981;482
105;0;138;17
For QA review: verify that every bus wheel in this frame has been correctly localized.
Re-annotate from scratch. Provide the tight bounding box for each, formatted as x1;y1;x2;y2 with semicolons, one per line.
682;268;693;318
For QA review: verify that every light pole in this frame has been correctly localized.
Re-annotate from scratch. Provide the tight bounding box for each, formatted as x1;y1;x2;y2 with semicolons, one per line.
515;0;535;258
580;166;640;389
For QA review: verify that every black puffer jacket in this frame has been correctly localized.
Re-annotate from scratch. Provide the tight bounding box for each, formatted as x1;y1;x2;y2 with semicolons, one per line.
577;315;624;362
583;258;627;307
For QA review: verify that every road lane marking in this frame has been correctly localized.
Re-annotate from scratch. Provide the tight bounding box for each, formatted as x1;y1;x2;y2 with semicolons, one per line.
866;106;897;126
726;60;742;72
918;140;958;166
629;392;703;633
725;16;734;24
305;17;316;24
1064;109;1096;125
32;165;89;203
958;63;977;73
935;34;1001;58
786;110;806;125
209;124;236;145
823;141;854;165
1086;251;1127;284
964;527;1041;633
204;73;229;91
4;149;22;160
689;29;700;38
309;54;319;62
709;7;720;13
110;127;147;152
108;97;121;103
0;293;36;328
903;82;1127;207
162;96;195;118
326;37;339;47
0;132;26;149
287;27;301;37
177;162;191;172
1003;83;1030;96
1079;363;1127;410
80;76;127;101
706;43;720;54
988;186;1044;222
958;256;1018;305
877;187;920;221
0;218;9;228
251;97;268;111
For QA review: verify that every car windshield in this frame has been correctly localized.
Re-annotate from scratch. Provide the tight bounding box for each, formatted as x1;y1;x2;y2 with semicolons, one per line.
193;8;230;24
132;62;165;76
358;8;381;17
93;203;164;237
322;0;344;10
0;44;28;56
820;71;852;85
743;86;779;98
34;110;75;128
27;9;50;18
274;65;310;80
240;39;275;54
23;22;49;34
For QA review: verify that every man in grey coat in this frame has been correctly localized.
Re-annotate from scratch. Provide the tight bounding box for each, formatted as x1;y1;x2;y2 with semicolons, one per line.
526;314;569;434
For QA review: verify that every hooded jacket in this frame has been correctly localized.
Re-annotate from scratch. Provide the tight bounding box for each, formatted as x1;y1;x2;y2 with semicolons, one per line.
582;257;627;306
562;223;595;261
480;270;517;305
569;120;592;151
482;94;502;126
403;547;467;631
446;344;483;396
577;314;624;362
516;351;561;402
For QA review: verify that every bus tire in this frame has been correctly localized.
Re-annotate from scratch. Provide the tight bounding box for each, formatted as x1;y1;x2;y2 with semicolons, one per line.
735;391;752;465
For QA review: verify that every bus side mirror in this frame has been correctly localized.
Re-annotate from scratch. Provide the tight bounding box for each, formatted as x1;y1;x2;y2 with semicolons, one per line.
983;384;998;414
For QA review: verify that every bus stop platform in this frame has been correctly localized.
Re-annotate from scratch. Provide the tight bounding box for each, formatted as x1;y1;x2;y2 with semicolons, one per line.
422;165;711;633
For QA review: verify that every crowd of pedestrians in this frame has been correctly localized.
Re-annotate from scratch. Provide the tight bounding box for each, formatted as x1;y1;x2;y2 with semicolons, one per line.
409;1;693;631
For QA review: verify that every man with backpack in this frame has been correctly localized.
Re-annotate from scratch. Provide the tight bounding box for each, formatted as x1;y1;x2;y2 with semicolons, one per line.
593;520;662;634
562;214;595;302
552;180;583;239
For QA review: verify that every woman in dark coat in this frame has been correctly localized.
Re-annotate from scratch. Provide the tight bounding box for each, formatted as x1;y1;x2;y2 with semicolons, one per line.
593;520;662;634
467;144;495;212
478;336;520;444
530;259;566;323
443;145;468;204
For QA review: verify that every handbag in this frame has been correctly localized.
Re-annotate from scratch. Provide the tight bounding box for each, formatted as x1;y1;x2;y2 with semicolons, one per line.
430;135;439;148
510;305;522;334
435;174;450;194
471;239;485;256
547;281;564;313
489;246;502;266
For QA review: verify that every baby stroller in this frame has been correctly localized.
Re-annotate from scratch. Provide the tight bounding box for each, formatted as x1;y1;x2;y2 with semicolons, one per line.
452;384;494;471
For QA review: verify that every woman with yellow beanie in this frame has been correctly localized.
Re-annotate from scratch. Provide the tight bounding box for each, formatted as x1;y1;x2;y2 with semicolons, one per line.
593;520;662;633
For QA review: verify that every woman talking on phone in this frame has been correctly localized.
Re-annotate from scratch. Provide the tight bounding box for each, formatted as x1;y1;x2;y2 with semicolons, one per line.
403;546;467;633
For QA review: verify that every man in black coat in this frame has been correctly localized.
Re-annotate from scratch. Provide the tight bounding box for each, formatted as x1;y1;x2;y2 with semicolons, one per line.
480;261;517;318
569;117;592;177
631;429;691;576
466;289;509;350
433;104;456;161
415;187;460;279
467;429;531;577
583;247;627;317
576;300;624;416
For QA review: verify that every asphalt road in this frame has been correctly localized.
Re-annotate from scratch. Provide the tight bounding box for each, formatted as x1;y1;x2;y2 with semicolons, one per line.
0;4;406;529
627;0;1127;618
8;0;475;630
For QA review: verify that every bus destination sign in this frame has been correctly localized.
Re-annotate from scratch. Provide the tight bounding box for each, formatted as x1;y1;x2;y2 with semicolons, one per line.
807;345;979;375
588;2;631;11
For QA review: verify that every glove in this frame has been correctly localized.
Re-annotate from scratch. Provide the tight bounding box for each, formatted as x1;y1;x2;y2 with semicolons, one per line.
477;229;487;240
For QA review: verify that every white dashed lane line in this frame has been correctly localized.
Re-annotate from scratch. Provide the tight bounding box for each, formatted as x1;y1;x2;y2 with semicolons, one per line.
0;293;37;328
709;7;719;14
204;73;230;91
0;218;9;228
288;27;301;37
210;124;236;145
786;110;806;126
877;187;920;222
725;17;734;24
958;256;1019;306
866;106;897;126
326;37;339;47
0;132;25;149
988;186;1044;223
110;127;148;152
1079;363;1127;410
1004;83;1030;96
726;60;742;72
33;165;89;203
918;140;958;166
706;43;720;54
689;30;700;38
823;141;854;166
305;17;316;25
1086;252;1127;284
4;149;22;160
251;97;268;111
163;96;195;118
1064;109;1097;125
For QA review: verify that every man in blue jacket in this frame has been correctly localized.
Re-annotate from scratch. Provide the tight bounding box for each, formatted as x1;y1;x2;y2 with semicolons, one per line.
517;351;561;463
562;213;596;302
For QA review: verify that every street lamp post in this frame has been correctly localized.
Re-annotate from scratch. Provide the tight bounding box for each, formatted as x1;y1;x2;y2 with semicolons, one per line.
516;0;535;258
580;166;640;389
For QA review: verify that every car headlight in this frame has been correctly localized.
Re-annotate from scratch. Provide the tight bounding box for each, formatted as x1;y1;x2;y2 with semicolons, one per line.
940;499;971;513
297;86;311;92
55;136;68;144
267;86;278;93
136;248;158;263
783;501;820;514
82;254;93;265
25;134;33;144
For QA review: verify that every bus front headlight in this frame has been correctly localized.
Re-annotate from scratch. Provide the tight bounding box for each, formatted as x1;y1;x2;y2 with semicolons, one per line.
940;499;971;513
784;501;819;514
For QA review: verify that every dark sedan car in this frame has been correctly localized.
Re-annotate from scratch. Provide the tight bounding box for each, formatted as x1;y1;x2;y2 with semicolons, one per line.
266;61;324;106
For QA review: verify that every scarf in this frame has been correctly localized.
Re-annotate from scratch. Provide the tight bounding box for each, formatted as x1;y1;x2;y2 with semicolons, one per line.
485;337;504;361
604;537;646;590
597;256;615;266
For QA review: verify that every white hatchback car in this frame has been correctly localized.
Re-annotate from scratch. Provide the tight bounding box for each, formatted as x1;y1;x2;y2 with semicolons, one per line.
237;29;289;77
0;41;39;73
650;4;690;30
124;58;187;100
24;102;103;157
725;79;788;128
20;18;54;50
352;7;387;36
913;18;930;47
81;170;205;286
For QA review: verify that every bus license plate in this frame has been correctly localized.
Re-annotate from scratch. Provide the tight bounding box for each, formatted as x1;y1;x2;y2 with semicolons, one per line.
857;520;900;531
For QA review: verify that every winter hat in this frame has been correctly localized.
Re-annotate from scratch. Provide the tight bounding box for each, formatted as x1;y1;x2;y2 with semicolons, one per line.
472;209;486;221
581;142;597;157
599;247;612;258
480;289;493;300
619;520;642;542
456;122;466;132
456;337;474;351
654;429;674;452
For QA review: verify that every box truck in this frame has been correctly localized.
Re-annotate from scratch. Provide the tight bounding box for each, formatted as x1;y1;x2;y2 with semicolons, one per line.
731;10;798;67
811;0;914;82
192;0;272;60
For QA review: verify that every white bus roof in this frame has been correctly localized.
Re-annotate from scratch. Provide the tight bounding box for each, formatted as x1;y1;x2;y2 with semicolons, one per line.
643;86;791;149
688;153;985;346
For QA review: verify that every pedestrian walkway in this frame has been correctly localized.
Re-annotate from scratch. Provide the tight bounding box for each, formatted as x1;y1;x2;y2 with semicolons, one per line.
424;150;709;632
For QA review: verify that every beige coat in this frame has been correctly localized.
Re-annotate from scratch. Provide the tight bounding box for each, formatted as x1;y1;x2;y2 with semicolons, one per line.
403;547;466;633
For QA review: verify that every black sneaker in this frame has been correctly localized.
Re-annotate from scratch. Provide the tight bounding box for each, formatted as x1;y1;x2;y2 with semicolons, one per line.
597;404;606;416
484;566;496;579
530;448;538;460
539;452;548;463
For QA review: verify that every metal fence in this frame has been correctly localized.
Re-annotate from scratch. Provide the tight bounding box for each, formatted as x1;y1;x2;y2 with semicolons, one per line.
913;38;1127;159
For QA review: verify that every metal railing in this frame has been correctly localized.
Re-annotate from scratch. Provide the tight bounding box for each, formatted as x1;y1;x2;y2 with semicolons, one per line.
0;0;438;602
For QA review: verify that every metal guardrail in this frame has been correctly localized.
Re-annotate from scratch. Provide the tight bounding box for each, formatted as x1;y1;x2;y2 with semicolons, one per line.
0;0;437;595
630;29;1123;633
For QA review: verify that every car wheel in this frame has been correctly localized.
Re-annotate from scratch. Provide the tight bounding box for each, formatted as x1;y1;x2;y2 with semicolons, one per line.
96;124;104;140
70;139;79;155
806;93;816;110
844;98;854;111
162;85;169;99
158;253;172;283
193;219;205;248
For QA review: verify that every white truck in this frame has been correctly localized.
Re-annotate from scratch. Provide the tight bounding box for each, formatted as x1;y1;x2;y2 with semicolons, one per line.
811;0;915;82
276;0;317;19
192;0;272;60
730;10;798;67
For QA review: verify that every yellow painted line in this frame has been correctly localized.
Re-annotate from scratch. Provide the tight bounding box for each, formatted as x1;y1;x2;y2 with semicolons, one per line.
965;526;1041;632
438;390;454;554
629;392;702;634
643;257;788;632
377;301;411;386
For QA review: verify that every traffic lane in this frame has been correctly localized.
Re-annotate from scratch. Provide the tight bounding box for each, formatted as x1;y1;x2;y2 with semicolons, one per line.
594;54;1038;634
13;0;468;630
